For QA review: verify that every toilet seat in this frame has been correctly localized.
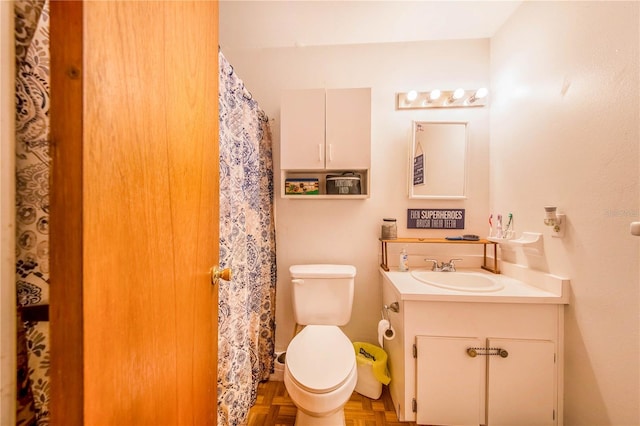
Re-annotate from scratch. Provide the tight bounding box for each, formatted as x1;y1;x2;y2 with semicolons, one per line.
286;325;355;394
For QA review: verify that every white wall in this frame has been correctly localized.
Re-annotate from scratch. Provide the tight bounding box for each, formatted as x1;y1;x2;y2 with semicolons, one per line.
222;40;491;348
0;1;16;424
491;2;639;425
222;2;640;423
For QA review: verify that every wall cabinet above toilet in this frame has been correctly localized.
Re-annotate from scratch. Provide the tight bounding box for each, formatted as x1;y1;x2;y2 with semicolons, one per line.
281;88;370;170
280;88;371;198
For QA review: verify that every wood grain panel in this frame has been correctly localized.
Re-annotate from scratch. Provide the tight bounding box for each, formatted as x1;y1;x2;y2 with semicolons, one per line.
49;2;84;425
50;1;219;424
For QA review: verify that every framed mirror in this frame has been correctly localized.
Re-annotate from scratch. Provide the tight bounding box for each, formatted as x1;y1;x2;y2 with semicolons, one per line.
409;121;468;199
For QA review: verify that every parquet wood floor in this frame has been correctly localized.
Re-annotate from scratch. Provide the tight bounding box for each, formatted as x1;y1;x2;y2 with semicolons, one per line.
242;380;418;426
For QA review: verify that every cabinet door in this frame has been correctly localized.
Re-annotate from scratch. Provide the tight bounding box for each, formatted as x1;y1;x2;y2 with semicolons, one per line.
416;336;484;426
487;338;556;426
280;88;325;169
325;88;371;170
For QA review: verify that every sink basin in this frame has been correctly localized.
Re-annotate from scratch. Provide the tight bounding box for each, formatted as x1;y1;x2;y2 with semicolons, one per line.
410;270;504;292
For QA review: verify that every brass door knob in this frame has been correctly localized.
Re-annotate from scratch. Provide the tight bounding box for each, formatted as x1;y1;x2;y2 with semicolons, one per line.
467;348;477;358
211;266;232;285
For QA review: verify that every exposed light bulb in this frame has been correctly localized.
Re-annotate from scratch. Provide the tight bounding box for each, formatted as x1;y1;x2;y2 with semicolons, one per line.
467;87;489;104
452;88;465;100
429;89;441;101
475;87;488;99
406;90;418;101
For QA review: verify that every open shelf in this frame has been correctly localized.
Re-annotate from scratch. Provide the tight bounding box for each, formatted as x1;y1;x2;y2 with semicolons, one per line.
379;237;499;274
281;169;369;199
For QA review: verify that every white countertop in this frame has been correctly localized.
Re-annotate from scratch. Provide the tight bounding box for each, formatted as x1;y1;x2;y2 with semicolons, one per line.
381;264;570;304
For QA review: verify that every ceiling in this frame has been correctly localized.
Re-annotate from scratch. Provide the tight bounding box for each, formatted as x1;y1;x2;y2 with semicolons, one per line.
219;1;523;50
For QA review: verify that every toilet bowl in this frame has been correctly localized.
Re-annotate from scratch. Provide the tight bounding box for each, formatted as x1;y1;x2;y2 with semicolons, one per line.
284;325;357;426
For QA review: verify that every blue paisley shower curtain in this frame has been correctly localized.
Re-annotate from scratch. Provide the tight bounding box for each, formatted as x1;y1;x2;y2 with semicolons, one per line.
218;51;277;426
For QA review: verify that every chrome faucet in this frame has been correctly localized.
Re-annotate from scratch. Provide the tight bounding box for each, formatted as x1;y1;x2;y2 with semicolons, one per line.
424;258;462;272
441;258;462;272
424;259;442;271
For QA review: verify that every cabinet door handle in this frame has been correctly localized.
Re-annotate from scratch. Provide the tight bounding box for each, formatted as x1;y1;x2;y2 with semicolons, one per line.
318;144;323;162
328;144;333;162
467;347;509;358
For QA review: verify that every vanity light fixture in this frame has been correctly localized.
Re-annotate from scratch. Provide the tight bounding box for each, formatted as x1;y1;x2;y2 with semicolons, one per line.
544;206;565;238
396;88;489;109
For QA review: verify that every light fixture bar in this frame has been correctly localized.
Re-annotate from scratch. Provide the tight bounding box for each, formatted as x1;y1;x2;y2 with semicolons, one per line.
396;88;488;110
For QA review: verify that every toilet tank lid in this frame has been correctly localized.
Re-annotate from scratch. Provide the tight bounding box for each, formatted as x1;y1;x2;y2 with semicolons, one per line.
290;264;356;278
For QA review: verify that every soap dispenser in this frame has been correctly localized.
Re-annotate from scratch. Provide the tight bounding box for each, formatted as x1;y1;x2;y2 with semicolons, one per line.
399;246;409;272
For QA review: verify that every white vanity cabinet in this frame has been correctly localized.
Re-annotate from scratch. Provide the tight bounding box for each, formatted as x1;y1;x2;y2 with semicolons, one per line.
280;87;371;198
416;334;557;426
381;272;566;426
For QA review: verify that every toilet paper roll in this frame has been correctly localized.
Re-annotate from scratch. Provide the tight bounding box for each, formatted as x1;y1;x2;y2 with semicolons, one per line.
377;319;396;347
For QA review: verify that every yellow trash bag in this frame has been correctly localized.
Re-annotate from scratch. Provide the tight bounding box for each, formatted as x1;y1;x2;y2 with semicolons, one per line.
353;342;391;399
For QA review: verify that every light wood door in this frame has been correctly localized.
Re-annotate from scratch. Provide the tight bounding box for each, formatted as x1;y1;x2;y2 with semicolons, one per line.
49;1;219;424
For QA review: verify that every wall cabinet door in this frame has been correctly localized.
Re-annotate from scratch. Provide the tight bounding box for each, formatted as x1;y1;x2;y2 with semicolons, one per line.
487;338;557;426
280;88;325;170
325;88;371;169
280;88;371;170
416;336;484;426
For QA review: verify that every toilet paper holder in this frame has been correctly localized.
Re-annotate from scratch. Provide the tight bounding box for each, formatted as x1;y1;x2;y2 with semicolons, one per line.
383;302;399;316
379;302;399;345
381;302;399;324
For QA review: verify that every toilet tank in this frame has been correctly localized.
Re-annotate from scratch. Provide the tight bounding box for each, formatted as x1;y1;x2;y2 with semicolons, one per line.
290;264;356;326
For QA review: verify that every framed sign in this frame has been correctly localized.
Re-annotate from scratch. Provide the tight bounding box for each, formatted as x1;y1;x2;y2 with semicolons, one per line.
407;208;465;229
413;141;424;186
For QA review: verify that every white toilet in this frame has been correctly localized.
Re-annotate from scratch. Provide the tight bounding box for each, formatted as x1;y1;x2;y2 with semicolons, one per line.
284;264;357;426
